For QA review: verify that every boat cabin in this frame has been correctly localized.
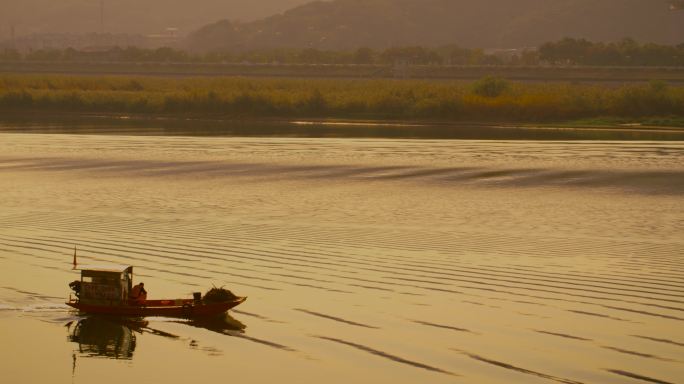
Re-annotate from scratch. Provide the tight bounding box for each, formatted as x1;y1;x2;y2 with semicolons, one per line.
73;265;133;305
67;264;246;317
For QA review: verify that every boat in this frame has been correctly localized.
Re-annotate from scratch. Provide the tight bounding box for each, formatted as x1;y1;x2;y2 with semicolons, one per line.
66;264;246;318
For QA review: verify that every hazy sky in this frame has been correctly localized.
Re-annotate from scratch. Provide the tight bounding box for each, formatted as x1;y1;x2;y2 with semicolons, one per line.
0;0;308;37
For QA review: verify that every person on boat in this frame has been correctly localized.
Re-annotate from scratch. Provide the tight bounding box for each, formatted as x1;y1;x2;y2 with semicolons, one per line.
68;280;81;298
130;282;147;304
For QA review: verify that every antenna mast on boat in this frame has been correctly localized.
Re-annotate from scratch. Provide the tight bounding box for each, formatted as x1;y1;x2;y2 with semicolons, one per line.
72;245;78;269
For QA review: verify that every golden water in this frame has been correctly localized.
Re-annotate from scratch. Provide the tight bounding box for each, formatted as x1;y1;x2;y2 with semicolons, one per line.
1;133;683;383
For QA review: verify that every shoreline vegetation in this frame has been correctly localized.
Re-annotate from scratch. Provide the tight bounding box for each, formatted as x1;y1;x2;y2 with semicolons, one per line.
3;38;683;67
1;74;683;128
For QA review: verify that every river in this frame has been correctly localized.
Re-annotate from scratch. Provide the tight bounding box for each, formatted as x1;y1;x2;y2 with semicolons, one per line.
1;130;682;384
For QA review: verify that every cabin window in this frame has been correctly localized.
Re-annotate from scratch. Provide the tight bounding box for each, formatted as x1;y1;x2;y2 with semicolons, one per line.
82;276;92;283
93;276;114;284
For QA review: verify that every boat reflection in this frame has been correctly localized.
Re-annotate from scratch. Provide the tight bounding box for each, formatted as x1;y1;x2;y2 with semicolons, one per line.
176;313;247;335
65;314;246;360
66;317;143;360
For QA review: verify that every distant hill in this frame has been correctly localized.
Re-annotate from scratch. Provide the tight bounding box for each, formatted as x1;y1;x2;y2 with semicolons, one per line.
0;0;307;38
187;0;684;51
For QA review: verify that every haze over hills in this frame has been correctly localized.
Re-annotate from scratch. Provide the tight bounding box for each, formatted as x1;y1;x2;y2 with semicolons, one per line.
0;0;307;39
188;0;684;51
2;0;683;52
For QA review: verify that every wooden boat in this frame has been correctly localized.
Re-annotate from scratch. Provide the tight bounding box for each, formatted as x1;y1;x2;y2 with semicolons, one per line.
66;264;246;318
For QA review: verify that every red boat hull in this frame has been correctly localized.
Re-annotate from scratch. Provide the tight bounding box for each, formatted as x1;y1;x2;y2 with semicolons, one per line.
66;297;246;318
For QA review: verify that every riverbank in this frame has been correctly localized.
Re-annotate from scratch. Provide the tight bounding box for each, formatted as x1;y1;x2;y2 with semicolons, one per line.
1;74;683;130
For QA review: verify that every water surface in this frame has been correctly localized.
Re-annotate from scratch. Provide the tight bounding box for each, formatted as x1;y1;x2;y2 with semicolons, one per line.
1;131;682;384
2;116;684;140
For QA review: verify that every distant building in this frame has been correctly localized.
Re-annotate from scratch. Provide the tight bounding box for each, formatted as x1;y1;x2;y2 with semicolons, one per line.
0;33;148;52
0;30;182;53
484;48;536;62
145;27;182;47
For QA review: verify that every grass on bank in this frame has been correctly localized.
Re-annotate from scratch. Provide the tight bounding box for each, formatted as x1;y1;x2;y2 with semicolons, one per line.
0;74;683;124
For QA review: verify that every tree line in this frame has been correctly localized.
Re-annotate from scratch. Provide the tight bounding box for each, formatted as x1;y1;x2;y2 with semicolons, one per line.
0;38;682;67
0;45;526;66
539;38;684;67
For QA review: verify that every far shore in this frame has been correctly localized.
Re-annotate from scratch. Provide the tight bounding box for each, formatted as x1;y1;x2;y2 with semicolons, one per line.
2;61;684;84
1;73;683;140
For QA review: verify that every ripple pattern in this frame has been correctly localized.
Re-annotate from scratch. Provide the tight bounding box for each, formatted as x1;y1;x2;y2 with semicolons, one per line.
0;133;682;383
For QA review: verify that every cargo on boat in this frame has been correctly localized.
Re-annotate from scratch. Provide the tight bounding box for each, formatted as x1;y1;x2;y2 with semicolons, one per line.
66;264;245;318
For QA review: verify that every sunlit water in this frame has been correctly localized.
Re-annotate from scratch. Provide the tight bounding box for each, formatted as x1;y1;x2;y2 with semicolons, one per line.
1;132;682;384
